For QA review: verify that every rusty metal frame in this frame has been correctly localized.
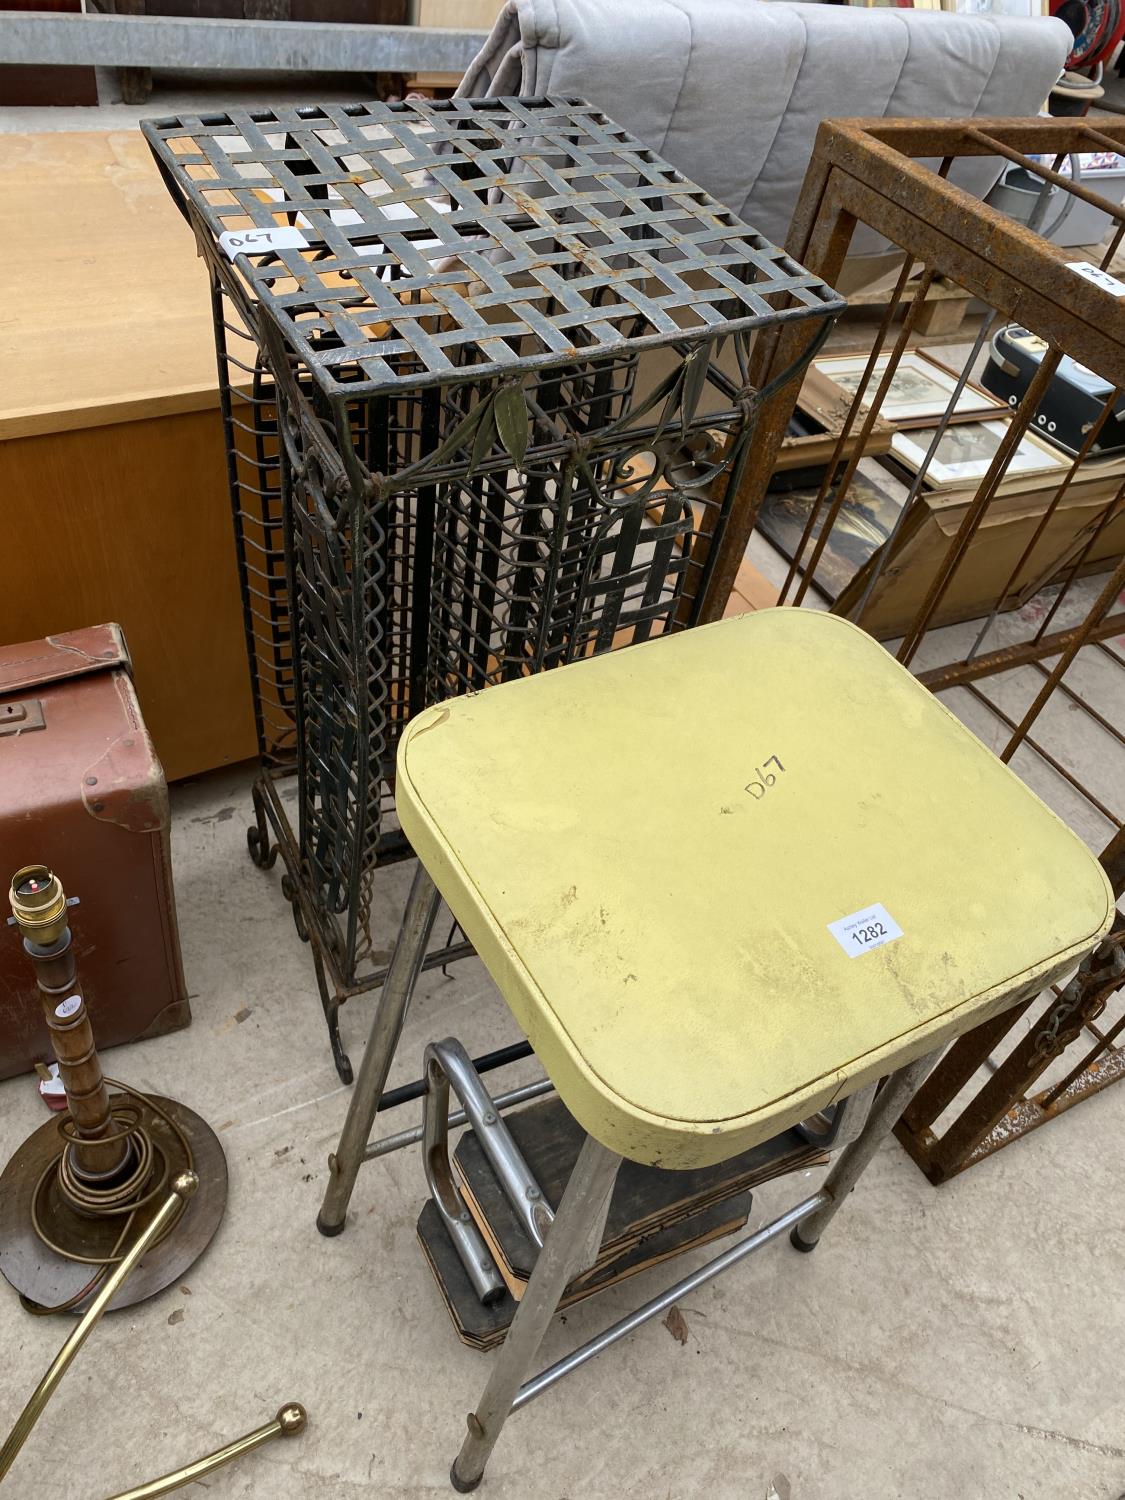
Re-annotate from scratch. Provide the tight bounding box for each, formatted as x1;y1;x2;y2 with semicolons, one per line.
702;116;1125;622
701;117;1125;1182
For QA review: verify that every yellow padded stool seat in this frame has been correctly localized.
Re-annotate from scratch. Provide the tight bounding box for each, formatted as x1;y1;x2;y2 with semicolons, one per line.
397;610;1113;1170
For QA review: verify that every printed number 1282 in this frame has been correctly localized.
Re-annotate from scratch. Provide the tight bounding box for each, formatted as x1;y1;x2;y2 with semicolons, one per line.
853;922;887;947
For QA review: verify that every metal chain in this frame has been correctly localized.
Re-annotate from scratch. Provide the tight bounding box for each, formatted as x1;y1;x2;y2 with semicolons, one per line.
1030;938;1125;1066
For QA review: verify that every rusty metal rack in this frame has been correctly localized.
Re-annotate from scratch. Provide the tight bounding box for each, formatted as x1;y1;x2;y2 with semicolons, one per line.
144;96;842;1081
712;115;1125;1182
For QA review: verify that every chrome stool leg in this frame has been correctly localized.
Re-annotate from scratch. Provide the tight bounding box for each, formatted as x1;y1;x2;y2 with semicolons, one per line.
317;867;442;1236
789;1048;941;1253
440;1054;939;1488
450;1136;622;1493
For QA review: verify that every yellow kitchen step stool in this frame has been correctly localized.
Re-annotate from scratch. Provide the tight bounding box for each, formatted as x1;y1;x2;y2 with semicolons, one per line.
326;609;1114;1491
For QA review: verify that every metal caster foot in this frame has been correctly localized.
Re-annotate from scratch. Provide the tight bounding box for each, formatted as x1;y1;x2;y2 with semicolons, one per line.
247;784;278;870
324;1002;353;1085
312;946;353;1084
281;874;311;943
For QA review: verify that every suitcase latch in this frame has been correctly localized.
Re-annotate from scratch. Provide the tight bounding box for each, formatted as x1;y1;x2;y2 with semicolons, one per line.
0;699;45;736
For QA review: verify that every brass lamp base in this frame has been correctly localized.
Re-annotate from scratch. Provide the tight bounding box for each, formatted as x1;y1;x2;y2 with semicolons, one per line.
0;1093;227;1313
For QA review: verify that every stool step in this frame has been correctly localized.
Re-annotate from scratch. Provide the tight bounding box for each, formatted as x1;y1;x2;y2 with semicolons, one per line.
456;1095;828;1296
418;1094;829;1348
417;1190;754;1351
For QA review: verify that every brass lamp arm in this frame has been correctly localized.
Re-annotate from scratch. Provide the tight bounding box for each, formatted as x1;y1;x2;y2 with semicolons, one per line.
0;1169;307;1499
0;1173;199;1485
106;1403;308;1500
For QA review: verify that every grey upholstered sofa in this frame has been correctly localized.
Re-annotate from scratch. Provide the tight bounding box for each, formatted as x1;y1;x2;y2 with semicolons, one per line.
458;0;1072;250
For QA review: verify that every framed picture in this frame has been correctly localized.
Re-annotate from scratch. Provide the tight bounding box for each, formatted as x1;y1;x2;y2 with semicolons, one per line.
772;398;894;476
890;418;1068;487
756;467;906;602
806;350;1006;428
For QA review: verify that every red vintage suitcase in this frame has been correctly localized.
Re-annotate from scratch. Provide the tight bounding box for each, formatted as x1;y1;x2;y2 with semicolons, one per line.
0;623;190;1080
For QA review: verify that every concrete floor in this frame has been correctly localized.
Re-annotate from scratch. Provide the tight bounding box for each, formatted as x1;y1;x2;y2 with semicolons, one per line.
1;751;1123;1500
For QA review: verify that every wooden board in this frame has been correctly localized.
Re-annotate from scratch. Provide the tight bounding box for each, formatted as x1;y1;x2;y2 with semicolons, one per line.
417;1192;752;1351
403;73;462;93
0;411;257;781
0;131;227;441
451;1096;828;1295
841;258;973;337
0;131;259;779
416;0;501;26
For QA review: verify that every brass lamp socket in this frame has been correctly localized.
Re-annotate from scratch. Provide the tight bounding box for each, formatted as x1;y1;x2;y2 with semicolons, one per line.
9;865;69;948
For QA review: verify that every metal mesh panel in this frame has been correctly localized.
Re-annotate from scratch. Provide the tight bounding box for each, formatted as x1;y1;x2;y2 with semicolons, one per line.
144;97;842;1078
145;96;838;396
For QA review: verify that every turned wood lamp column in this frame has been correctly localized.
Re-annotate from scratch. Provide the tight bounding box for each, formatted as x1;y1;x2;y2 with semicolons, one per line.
8;865;130;1182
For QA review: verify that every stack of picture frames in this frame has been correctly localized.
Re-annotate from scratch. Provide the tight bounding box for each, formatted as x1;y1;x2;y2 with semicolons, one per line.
756;344;1125;637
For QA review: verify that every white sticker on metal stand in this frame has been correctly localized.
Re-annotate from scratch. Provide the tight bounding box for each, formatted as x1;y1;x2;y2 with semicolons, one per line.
1066;261;1125;298
219;226;310;260
828;903;903;957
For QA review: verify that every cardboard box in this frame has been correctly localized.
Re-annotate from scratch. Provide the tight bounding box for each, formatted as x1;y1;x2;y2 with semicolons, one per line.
835;462;1125;637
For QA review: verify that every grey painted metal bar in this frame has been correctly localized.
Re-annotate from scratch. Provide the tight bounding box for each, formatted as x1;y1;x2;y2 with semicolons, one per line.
510;1191;829;1414
0;13;487;71
364;1078;555;1162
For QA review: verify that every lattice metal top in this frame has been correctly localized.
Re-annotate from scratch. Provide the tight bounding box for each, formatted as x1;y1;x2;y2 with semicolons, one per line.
144;97;842;396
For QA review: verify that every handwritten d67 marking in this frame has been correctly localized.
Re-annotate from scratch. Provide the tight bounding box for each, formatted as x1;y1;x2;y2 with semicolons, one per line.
745;754;785;801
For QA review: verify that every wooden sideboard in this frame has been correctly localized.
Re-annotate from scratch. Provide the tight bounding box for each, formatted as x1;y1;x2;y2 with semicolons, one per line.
0;130;258;781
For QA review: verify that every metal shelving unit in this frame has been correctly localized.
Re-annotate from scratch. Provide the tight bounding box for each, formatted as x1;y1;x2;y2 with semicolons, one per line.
145;95;842;1077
